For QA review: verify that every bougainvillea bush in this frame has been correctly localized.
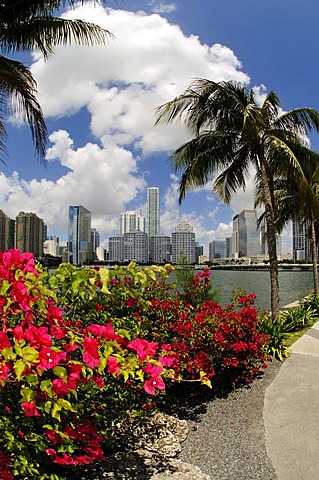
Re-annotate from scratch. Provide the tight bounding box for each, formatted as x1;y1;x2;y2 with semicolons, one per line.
0;251;175;480
147;291;269;386
0;251;270;479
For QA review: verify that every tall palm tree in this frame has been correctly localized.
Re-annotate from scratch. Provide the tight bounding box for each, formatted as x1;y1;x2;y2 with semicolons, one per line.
0;0;112;162
155;79;319;318
256;147;319;296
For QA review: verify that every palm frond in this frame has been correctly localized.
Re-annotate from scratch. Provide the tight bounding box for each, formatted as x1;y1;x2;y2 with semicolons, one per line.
0;55;47;162
0;17;113;58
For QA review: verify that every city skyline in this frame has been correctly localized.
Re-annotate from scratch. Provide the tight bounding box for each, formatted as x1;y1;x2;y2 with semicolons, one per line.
1;1;316;254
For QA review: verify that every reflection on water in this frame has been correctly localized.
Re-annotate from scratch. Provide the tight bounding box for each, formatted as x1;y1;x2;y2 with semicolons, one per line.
210;270;314;311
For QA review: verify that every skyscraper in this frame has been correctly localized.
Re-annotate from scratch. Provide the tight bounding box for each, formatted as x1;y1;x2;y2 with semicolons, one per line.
232;210;260;257
68;205;92;265
171;220;195;264
147;187;160;237
120;210;145;234
209;240;226;261
15;211;44;257
0;209;15;251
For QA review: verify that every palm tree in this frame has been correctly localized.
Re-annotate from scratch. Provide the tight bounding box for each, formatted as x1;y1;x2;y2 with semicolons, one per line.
0;0;112;162
155;79;319;318
256;147;319;296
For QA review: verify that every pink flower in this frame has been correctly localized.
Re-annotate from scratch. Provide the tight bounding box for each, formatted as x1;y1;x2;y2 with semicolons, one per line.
21;401;40;417
82;337;100;368
143;363;163;377
0;362;11;381
144;377;166;395
107;356;120;374
158;356;175;367
127;338;158;360
37;348;67;370
24;325;52;349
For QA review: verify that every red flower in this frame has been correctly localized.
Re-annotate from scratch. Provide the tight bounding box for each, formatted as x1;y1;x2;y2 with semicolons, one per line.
0;332;11;351
95;303;103;311
158;355;175;367
126;297;138;308
21;402;40;417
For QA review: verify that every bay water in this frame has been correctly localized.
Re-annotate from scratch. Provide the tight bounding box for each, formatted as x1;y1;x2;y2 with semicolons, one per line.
208;269;314;311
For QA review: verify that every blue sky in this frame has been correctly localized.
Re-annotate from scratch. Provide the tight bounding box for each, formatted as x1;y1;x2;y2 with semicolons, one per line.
1;0;319;254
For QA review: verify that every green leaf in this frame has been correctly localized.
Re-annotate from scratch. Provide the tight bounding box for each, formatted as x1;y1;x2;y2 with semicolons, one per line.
21;346;39;362
57;399;76;412
1;347;16;361
20;387;36;403
51;403;62;421
53;366;67;380
14;359;27;380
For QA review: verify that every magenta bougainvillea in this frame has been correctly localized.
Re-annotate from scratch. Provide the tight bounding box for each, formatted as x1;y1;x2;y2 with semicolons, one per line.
0;250;269;479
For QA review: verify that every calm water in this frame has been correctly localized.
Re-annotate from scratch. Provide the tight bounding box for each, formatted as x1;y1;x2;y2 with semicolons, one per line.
209;270;314;311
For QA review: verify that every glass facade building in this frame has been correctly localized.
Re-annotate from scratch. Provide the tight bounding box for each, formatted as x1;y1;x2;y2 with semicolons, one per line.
232;210;260;257
68;205;92;265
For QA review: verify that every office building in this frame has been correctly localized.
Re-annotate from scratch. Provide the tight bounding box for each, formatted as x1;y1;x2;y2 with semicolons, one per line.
147;187;160;237
109;231;148;263
0;210;15;251
232;209;260;258
16;211;44;257
226;236;232;258
195;242;204;263
67;205;92;265
120;210;145;234
209;240;226;261
149;234;171;263
171;220;196;264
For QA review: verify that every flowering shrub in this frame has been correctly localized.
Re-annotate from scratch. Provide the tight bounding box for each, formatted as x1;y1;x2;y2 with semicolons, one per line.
147;292;269;386
0;251;175;479
0;252;270;479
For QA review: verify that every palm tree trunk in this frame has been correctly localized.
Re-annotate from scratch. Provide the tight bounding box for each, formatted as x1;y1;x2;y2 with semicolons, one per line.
260;159;280;318
310;218;319;296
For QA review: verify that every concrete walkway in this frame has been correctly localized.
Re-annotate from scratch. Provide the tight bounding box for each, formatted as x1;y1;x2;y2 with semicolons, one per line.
264;321;319;480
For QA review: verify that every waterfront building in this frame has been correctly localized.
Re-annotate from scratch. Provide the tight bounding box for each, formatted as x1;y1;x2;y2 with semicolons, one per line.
91;228;100;261
195;242;204;263
16;211;44;257
0;209;15;251
123;231;148;263
147;187;160;237
67;205;92;265
149;234;171;263
209;240;226;261
120;210;145;234
108;235;123;262
292;220;319;261
232;210;260;258
43;236;60;256
226;236;232;258
171;220;196;264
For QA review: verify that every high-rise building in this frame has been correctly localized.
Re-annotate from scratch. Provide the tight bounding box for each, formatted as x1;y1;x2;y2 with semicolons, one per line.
109;231;148;263
0;209;15;251
120;210;145;234
149;235;171;263
43;236;60;256
232;210;260;257
209;240;226;261
147;187;160;237
292;220;318;261
123;231;148;263
16;211;44;257
195;242;204;263
108;235;124;263
171;220;195;264
226;236;232;258
67;205;92;265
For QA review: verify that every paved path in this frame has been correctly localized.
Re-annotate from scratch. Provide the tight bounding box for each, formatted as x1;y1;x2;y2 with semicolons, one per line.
264;321;319;480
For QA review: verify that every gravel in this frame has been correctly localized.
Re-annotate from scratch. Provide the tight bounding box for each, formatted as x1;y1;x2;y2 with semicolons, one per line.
68;359;282;480
178;359;282;480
